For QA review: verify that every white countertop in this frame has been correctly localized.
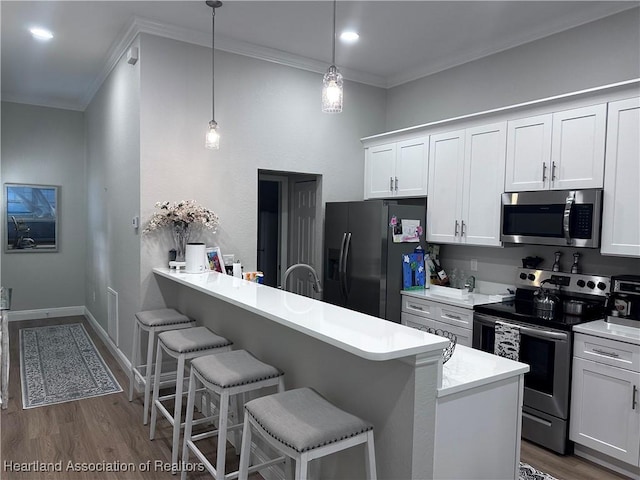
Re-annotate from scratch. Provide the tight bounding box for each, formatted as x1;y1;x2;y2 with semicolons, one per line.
153;268;448;361
438;345;529;397
574;320;640;346
402;283;514;309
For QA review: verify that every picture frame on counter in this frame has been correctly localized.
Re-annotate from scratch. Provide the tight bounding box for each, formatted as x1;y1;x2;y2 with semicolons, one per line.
206;246;225;273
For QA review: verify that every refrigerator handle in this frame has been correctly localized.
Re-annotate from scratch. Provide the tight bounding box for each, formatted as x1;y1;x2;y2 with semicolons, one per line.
342;232;353;297
338;233;347;300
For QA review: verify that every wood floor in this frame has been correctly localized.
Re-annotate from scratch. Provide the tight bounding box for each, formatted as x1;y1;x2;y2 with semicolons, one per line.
0;316;631;480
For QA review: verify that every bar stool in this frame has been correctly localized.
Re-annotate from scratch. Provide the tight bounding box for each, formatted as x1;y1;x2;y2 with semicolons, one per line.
181;350;285;480
238;387;377;480
129;308;195;425
150;326;233;471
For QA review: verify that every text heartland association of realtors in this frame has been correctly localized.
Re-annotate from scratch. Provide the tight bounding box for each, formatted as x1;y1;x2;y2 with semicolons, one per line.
3;460;206;473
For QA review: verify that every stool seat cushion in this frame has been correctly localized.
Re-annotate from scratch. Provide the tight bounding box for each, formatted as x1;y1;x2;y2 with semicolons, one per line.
136;308;192;327
158;327;232;354
244;387;373;453
192;350;283;389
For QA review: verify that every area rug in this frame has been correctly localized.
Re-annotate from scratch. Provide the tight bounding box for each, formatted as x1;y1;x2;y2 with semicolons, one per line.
520;462;558;480
20;323;122;409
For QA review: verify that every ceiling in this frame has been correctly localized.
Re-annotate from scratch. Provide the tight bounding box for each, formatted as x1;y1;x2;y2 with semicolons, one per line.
2;1;638;111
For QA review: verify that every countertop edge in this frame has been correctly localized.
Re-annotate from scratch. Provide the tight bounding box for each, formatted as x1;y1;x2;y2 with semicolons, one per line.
573;320;640;346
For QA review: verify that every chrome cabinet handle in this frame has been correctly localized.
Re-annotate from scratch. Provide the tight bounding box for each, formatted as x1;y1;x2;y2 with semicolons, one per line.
389;177;393;191
592;348;619;358
454;220;459;236
395;177;399;191
445;314;462;320
410;305;424;311
633;385;638;410
461;220;466;237
552;161;557;181
542;162;547;182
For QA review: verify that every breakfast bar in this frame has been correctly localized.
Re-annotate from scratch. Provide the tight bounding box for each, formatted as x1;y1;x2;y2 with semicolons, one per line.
152;267;528;479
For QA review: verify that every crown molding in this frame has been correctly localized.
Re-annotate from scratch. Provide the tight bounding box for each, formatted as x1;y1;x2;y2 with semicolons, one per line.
0;92;85;112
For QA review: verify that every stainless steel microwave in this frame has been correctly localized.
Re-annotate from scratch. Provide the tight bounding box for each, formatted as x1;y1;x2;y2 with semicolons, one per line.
501;189;603;248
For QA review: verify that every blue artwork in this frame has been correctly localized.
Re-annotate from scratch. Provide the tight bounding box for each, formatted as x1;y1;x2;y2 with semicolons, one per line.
403;252;426;290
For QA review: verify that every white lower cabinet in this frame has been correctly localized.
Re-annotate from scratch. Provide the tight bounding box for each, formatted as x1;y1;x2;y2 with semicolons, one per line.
401;295;473;347
570;333;640;466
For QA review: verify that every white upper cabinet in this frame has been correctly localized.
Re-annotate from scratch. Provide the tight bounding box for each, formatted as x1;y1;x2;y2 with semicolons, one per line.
601;97;640;257
505;104;607;192
364;137;428;199
427;123;506;246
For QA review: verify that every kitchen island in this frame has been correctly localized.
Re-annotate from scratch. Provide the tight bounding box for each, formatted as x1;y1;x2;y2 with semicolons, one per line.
152;267;527;479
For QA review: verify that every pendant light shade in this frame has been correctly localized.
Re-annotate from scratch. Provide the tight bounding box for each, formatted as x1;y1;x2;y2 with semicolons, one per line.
322;0;343;113
205;0;222;150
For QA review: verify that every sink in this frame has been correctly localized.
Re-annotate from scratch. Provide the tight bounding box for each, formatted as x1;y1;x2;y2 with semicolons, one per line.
427;283;515;302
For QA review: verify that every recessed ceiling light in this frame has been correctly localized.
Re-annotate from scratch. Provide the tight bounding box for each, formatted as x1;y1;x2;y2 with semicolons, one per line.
30;27;54;41
340;31;359;43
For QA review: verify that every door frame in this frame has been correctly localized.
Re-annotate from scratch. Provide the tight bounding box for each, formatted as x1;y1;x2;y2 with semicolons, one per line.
257;173;288;287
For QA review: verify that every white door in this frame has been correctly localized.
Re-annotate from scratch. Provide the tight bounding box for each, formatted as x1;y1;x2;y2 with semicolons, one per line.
461;122;506;246
289;180;318;298
601;97;640;257
427;130;465;244
395;137;429;197
570;357;640;465
551;104;607;190
505;114;552;192
365;143;396;199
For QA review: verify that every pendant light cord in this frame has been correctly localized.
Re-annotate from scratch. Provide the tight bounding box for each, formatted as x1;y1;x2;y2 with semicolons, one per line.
211;7;216;121
331;0;336;65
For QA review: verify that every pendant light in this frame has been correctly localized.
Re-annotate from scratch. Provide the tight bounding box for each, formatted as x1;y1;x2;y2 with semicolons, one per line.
205;0;222;149
322;0;343;113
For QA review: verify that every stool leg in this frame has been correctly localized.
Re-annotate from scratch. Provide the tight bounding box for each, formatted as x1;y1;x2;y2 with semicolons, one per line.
143;327;156;425
216;390;230;478
129;321;139;402
237;416;253;480
231;393;241;455
364;431;377;480
149;341;164;441
172;354;186;474
295;453;309;480
181;369;198;480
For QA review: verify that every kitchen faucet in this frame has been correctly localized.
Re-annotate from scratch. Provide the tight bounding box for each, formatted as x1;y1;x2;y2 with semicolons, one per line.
464;275;476;293
280;264;323;295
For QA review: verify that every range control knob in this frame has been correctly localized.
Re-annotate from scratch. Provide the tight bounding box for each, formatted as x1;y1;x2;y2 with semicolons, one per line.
576;279;586;288
597;282;607;291
587;281;596;290
528;274;536;281
520;272;528;280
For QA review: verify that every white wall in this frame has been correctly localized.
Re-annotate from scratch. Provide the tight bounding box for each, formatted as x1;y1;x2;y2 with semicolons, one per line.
84;36;141;356
0;102;86;310
386;8;640;131
138;34;387;309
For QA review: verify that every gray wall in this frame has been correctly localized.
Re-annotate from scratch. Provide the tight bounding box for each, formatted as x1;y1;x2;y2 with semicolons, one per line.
0;102;86;310
385;8;640;283
386;8;640;131
84;36;141;355
138;34;387;310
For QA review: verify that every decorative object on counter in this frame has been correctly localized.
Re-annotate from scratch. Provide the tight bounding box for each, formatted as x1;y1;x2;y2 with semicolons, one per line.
143;200;219;262
206;246;225;273
185;242;207;274
552;251;562;272
571;252;581;274
233;260;242;278
424;327;457;364
321;0;343;113
519;463;558;480
20;323;122;408
205;0;222;149
521;256;543;269
606;275;640;327
403;252;426;290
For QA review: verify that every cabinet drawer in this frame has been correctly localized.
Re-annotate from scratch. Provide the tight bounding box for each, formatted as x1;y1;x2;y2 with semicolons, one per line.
402;296;437;318
574;333;640;372
402;313;472;348
438;305;473;329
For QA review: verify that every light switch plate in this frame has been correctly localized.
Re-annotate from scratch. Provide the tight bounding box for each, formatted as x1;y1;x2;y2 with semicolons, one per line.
470;259;478;271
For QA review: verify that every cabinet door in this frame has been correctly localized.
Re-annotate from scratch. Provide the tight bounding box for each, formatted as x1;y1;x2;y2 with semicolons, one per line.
427;130;465;244
395;137;429;197
551;104;606;190
461;122;506;246
364;143;396;199
601;97;640;257
505;114;552;192
570;357;640;466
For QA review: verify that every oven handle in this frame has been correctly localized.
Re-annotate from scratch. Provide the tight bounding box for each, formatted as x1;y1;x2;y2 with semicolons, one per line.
473;313;568;341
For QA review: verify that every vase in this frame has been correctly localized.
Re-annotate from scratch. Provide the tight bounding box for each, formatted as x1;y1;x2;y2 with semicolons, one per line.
172;224;190;262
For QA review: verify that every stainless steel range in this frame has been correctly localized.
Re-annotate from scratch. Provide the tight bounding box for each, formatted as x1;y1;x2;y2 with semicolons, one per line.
473;268;610;454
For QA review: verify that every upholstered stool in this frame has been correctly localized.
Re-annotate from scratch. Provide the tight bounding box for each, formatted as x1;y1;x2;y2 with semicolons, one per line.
129;308;195;425
150;326;233;472
181;350;285;480
238;387;377;480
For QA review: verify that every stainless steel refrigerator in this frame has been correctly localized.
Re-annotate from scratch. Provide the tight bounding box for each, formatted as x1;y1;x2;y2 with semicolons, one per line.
323;199;427;323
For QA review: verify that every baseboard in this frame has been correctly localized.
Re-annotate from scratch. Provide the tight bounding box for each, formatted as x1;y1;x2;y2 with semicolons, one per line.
84;307;132;377
7;306;85;322
574;444;639;479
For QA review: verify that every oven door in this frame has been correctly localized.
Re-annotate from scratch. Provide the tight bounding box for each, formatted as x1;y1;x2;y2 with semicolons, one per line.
473;313;571;419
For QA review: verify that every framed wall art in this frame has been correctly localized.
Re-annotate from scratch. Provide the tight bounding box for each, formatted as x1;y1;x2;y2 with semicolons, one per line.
4;183;59;253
